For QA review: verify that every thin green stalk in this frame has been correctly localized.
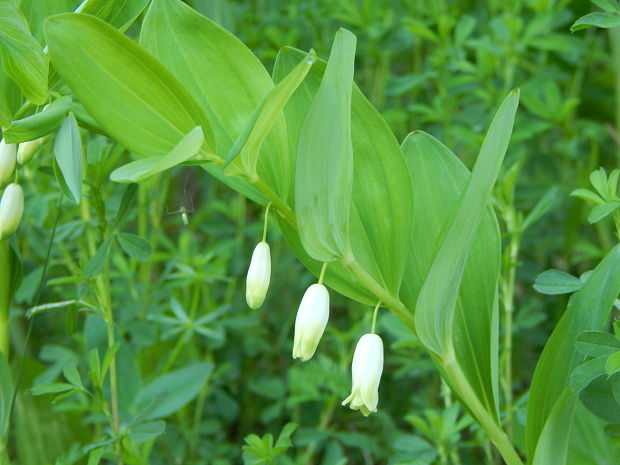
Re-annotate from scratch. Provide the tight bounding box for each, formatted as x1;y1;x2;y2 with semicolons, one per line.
443;360;523;465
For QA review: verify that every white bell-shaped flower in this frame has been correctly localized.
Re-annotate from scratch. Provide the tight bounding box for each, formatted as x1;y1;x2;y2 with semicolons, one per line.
0;183;24;239
245;241;271;309
17;138;43;165
342;333;384;416
0;139;16;185
292;283;329;361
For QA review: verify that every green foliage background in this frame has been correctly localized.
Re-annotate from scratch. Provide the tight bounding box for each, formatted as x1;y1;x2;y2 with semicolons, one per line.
5;0;620;464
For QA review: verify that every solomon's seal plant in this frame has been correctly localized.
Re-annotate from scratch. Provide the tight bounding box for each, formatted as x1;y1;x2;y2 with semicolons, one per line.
0;0;618;464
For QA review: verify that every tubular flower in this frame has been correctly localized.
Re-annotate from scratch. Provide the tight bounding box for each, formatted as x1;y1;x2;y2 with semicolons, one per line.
0;183;24;240
245;241;271;309
17;138;44;165
0;139;16;185
342;333;384;416
292;283;329;361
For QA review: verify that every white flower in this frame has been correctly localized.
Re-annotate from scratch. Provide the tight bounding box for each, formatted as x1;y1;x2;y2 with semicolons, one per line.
0;139;16;185
293;283;329;361
245;241;271;309
342;333;384;416
17;138;43;165
0;183;24;240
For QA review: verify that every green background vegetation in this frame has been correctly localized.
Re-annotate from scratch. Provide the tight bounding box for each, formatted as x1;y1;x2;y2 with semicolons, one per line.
5;0;620;464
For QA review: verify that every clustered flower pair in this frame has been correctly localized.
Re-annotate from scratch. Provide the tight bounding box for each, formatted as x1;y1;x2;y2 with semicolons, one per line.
245;237;384;417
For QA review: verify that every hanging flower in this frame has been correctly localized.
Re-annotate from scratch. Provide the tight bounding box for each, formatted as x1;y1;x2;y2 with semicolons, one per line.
245;241;271;309
292;283;329;361
342;333;384;416
0;183;24;240
0;139;16;185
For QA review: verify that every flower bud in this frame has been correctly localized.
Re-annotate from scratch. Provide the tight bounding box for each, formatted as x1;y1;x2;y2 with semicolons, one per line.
0;183;24;240
342;333;384;416
292;283;329;361
17;137;44;165
245;241;271;309
0;139;16;185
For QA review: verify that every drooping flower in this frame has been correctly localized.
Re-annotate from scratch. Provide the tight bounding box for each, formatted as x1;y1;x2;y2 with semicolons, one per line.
0;139;16;185
245;241;271;309
0;183;24;240
17;138;44;165
292;283;329;361
342;333;384;416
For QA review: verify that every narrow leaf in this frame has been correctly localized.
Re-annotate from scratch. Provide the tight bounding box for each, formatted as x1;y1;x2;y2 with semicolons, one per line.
295;29;356;262
110;126;203;183
3;95;72;143
117;233;152;261
414;90;519;357
54;113;83;204
84;236;114;278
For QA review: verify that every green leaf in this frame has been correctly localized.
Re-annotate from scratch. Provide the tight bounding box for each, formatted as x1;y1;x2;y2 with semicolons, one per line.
592;0;620;13
590;168;609;198
571;12;620;31
576;331;620;357
112;183;138;229
0;65;21;127
84;236;114;278
132;362;213;420
294;29;356;262
128;420;166;443
522;186;558;230
0;2;47;104
31;382;74;395
44;13;215;160
606;351;620;376
3;95;72;143
80;0;150;31
570;188;604;204
273;46;414;300
400;130;501;419
224;50;315;183
588;202;620;224
140;0;288;200
117;232;152;261
580;376;620;423
533;269;582;295
526;244;620;463
54;113;83;204
63;364;82;387
414;90;519;358
569;357;607;392
110;126;203;183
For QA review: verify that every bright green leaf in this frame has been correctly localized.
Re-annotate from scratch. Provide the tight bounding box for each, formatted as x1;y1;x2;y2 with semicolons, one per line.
54;113;83;204
571;12;620;31
533;269;582;295
3;95;72;143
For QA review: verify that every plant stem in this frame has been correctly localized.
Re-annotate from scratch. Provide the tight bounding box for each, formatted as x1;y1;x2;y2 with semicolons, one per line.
0;241;10;358
444;360;523;465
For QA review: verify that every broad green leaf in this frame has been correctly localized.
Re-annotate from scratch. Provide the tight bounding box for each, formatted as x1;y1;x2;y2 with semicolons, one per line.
0;65;20;127
140;0;289;200
18;0;74;44
80;0;150;31
132;362;213;420
44;13;215;159
414;90;519;358
54;113;82;204
84;236;113;277
0;2;47;104
117;232;152;261
571;12;620;31
526;244;620;462
273;46;414;298
533;269;582;295
3;95;71;143
569;357;606;392
588;202;620;223
110;126;204;183
224;50;315;181
575;331;620;357
401;131;501;419
295;29;356;263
